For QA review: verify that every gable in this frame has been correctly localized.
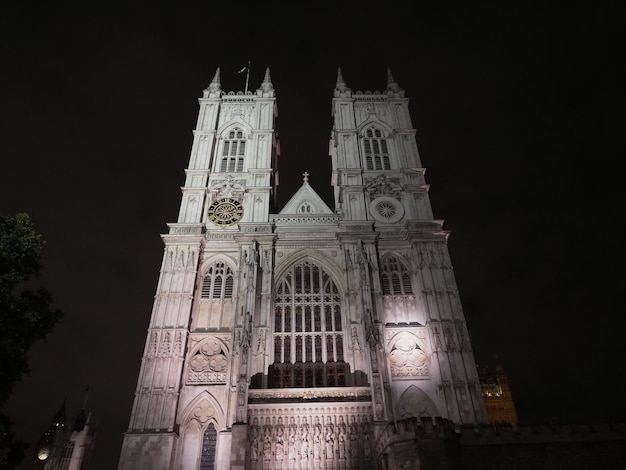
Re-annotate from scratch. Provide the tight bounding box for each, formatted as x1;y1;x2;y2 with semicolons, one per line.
278;182;334;215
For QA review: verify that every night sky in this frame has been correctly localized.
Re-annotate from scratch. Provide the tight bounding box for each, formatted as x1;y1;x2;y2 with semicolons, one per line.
1;2;625;469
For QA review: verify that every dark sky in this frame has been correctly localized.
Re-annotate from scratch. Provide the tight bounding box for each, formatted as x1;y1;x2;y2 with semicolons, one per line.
2;2;625;469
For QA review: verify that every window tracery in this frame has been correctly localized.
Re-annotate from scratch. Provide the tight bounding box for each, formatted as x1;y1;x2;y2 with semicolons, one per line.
271;261;346;387
220;128;246;172
201;262;234;299
363;127;390;171
380;256;413;295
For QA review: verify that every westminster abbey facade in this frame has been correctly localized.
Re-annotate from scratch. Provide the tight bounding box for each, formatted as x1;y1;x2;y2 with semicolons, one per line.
117;67;488;470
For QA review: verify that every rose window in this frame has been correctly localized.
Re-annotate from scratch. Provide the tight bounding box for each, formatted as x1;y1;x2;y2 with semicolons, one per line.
376;201;396;218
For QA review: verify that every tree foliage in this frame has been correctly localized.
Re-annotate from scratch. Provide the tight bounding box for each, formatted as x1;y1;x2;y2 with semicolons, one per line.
0;213;63;467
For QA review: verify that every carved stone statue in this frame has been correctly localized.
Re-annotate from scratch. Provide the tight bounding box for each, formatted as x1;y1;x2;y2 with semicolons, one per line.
338;427;346;459
300;432;309;461
263;431;271;460
313;427;321;460
288;428;297;460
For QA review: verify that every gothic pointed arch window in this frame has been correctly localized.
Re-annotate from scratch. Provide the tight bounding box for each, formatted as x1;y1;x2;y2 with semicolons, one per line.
380;256;413;295
363;127;391;171
199;422;217;469
197;260;235;330
201;262;234;299
220;128;246;172
271;260;347;388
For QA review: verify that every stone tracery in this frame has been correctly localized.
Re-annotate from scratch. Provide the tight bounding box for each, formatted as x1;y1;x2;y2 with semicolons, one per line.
187;337;229;383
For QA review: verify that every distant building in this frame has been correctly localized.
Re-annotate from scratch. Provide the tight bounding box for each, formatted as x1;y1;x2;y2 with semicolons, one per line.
31;401;96;470
478;363;519;428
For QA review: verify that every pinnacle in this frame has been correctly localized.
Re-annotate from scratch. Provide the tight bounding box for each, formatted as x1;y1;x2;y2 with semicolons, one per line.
386;68;395;86
263;66;272;84
335;67;350;93
204;67;222;95
258;65;274;93
336;67;345;86
386;67;402;93
211;67;221;84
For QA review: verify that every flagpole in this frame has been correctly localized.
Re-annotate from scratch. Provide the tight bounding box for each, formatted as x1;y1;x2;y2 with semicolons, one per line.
244;61;251;94
82;385;90;409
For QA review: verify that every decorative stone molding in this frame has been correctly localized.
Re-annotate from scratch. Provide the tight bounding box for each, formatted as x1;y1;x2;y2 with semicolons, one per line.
248;388;371;403
241;224;272;233
168;224;204;235
205;232;235;241
271;215;340;225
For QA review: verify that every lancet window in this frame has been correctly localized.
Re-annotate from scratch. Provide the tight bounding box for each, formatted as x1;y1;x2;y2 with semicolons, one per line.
199;423;217;470
201;262;234;300
220;128;246;172
363;127;390;170
380;256;413;295
271;261;346;387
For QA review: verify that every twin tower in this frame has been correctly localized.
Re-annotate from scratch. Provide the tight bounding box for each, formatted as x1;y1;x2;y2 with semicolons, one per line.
118;67;487;470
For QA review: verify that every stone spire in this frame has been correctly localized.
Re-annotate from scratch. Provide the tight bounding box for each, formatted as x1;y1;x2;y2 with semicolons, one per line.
203;67;221;97
258;66;274;94
386;67;404;95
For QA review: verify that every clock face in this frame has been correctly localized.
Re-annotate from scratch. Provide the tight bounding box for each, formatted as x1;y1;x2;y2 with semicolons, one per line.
37;446;50;460
207;198;244;226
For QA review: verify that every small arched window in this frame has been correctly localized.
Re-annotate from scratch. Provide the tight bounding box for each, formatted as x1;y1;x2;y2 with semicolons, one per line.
363;127;390;170
220;128;246;172
298;202;314;214
381;256;413;295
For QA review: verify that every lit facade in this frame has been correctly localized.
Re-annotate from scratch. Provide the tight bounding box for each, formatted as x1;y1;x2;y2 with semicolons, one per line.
118;68;487;470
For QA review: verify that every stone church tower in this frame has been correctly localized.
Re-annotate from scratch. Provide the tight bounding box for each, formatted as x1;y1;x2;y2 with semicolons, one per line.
118;67;487;470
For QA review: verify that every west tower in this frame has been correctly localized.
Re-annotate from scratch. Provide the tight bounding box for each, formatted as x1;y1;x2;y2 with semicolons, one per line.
118;68;486;470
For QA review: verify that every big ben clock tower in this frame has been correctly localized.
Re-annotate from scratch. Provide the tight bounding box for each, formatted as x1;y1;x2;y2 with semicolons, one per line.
119;67;486;470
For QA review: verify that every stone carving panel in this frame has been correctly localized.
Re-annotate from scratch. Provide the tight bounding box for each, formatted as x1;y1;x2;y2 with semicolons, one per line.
388;332;428;377
186;337;228;383
247;406;374;469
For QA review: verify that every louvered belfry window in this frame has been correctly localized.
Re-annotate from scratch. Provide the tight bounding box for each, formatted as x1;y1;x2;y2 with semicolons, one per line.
364;127;390;171
381;256;413;295
220;128;246;172
201;262;234;299
271;261;346;387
